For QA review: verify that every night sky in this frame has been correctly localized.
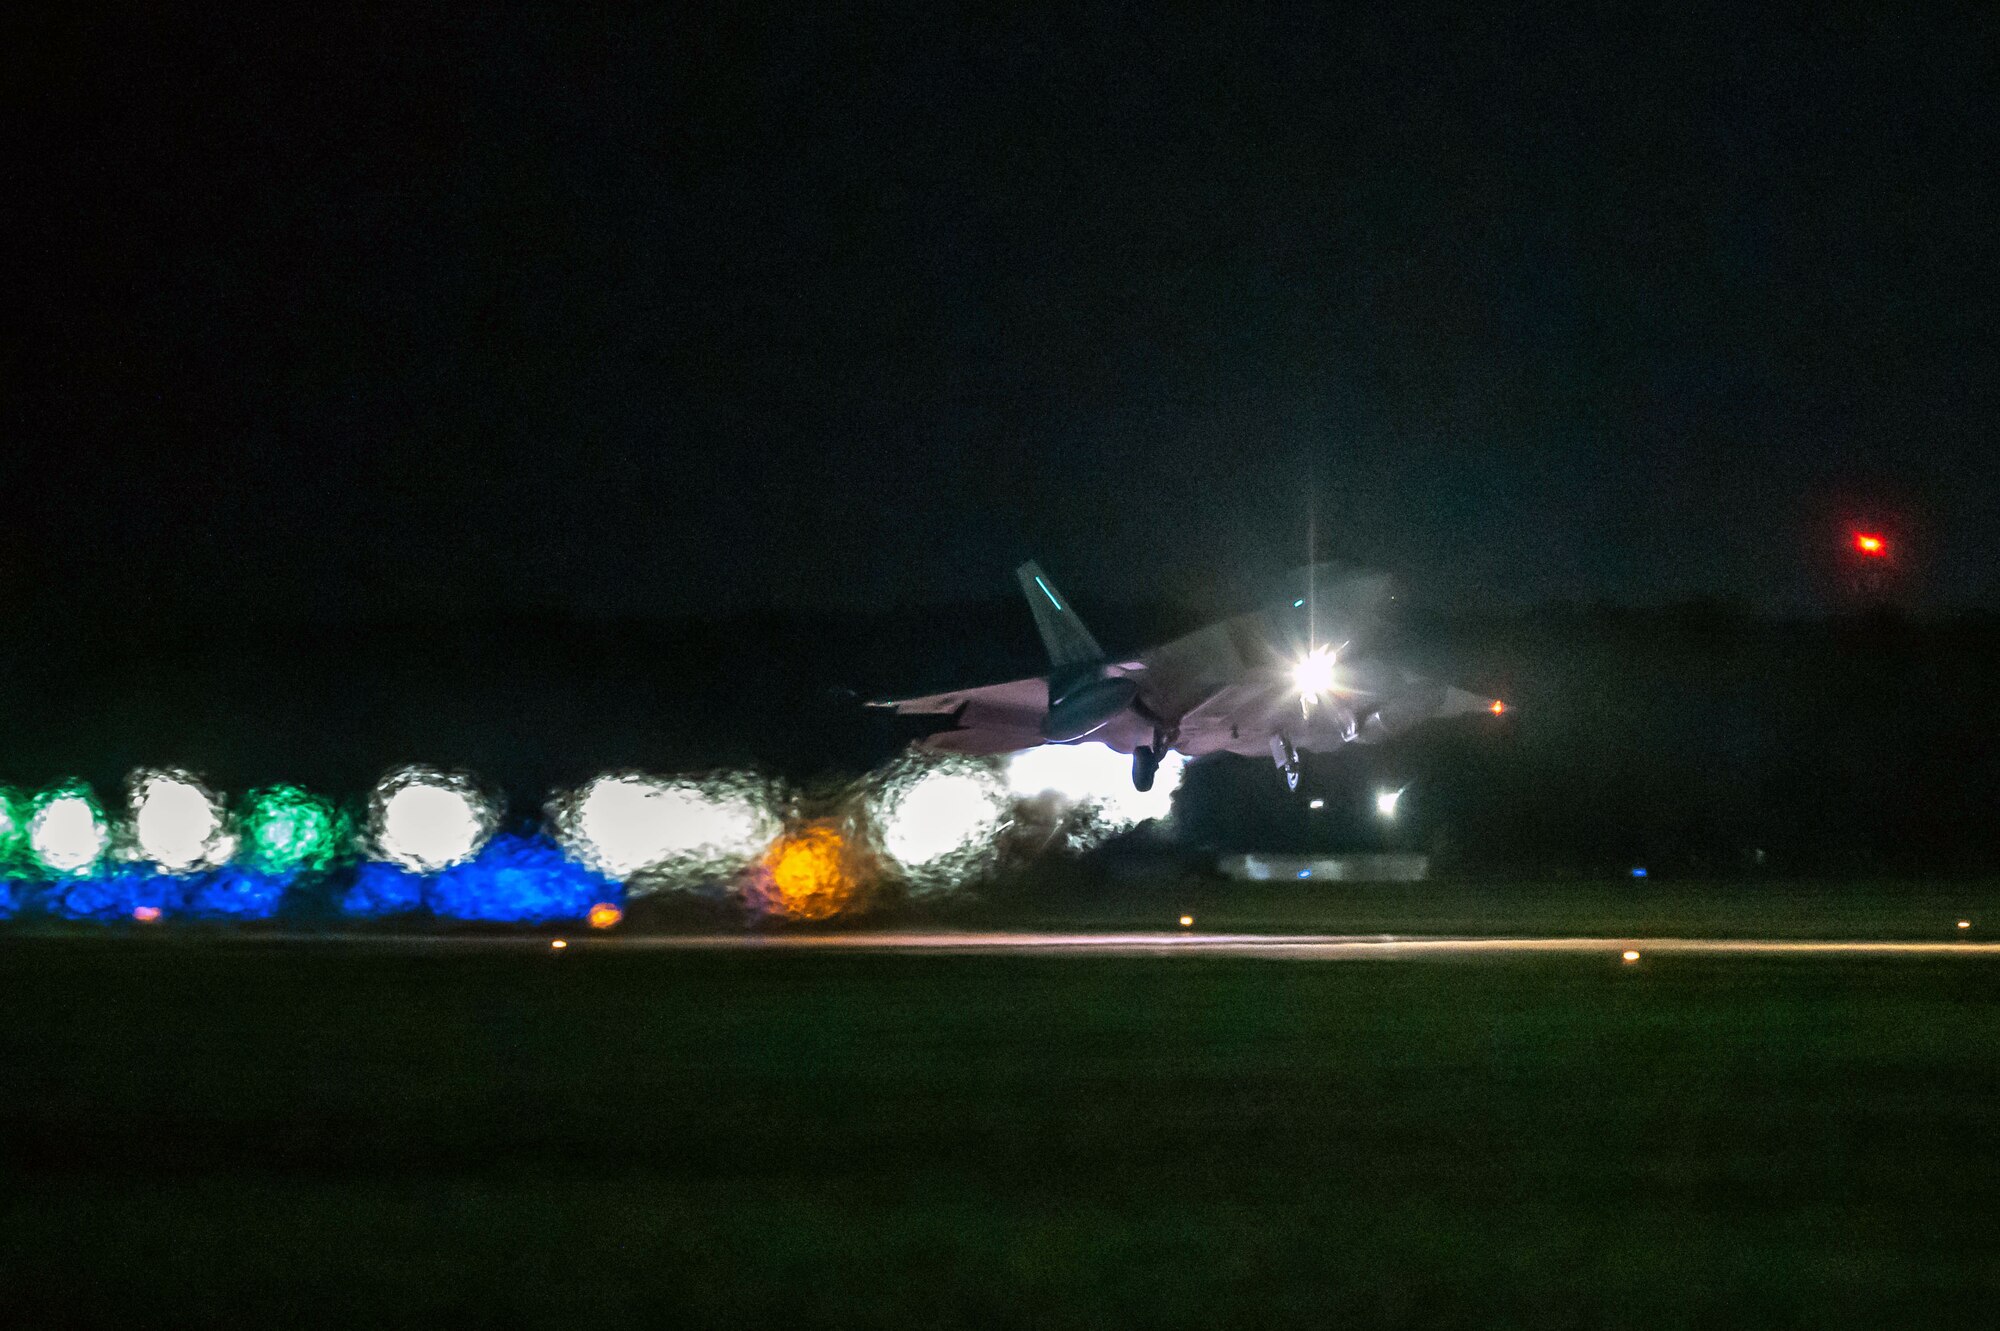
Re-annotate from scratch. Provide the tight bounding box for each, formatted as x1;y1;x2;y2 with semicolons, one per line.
9;5;1994;621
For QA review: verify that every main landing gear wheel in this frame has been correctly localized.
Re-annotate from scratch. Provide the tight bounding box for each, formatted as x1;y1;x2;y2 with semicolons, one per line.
1270;735;1302;792
1132;745;1161;792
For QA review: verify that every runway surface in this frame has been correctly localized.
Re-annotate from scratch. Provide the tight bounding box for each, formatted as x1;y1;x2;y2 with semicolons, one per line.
261;930;2000;958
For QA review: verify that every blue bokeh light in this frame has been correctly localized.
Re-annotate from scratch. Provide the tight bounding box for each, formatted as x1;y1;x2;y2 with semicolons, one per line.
182;867;294;920
45;867;183;921
426;835;618;923
336;836;618;923
343;861;427;918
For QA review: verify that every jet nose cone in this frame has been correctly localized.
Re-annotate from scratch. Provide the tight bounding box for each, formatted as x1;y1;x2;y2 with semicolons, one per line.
1437;687;1504;718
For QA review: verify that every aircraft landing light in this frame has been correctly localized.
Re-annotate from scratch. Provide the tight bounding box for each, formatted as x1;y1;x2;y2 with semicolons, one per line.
1959;920;1972;930
1292;646;1339;700
1622;950;1641;963
550;938;568;950
1179;914;1193;928
1489;700;1507;715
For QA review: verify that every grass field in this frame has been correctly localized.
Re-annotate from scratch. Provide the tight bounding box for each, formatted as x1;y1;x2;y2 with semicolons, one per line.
4;913;2000;1327
957;872;2000;942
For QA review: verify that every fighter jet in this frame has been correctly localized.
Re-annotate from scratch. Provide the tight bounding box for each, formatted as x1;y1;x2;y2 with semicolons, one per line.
873;561;1505;790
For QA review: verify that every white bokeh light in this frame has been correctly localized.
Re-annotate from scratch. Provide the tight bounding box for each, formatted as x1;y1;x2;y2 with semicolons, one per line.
30;789;109;876
1004;741;1184;828
878;768;1010;870
131;770;231;872
372;769;493;872
561;774;777;880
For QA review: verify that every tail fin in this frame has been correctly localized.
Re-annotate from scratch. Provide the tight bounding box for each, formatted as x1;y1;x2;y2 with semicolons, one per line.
1015;561;1104;670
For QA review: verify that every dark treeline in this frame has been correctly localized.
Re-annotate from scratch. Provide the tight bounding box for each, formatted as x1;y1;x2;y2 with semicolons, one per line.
1;601;1994;877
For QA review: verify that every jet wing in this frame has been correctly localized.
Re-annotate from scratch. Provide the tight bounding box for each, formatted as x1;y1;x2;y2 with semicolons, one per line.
1175;665;1501;758
872;663;1148;756
872;676;1048;720
1173;671;1306;756
870;675;1049;754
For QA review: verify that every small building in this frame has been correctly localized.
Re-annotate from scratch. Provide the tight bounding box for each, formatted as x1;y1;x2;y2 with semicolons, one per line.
1218;853;1430;883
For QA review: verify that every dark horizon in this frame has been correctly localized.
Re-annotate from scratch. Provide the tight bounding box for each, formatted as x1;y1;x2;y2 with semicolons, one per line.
8;4;1994;623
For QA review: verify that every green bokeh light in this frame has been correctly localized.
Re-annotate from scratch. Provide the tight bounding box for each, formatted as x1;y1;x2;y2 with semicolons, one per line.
240;786;348;874
0;787;24;873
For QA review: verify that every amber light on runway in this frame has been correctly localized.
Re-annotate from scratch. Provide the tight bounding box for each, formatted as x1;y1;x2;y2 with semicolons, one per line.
1622;950;1641;963
550;938;567;950
749;822;864;921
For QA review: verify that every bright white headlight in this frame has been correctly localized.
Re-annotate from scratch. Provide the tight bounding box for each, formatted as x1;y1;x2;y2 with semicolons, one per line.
878;769;1010;870
132;770;231;872
372;769;494;872
558;772;780;886
30;790;109;876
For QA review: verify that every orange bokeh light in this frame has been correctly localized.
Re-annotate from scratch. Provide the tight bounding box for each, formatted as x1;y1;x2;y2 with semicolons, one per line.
586;902;623;930
1853;533;1887;557
751;822;863;921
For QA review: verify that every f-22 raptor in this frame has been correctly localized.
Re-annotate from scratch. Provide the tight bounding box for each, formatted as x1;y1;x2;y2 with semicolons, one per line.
875;562;1505;791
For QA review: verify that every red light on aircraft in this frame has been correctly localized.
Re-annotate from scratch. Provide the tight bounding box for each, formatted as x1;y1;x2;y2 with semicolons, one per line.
1853;533;1888;557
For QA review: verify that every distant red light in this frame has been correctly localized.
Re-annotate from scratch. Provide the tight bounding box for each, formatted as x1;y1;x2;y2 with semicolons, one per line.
1489;700;1507;715
1853;533;1888;557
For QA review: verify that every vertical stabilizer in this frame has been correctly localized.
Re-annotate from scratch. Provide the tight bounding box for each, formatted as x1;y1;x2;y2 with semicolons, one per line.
1015;561;1104;670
